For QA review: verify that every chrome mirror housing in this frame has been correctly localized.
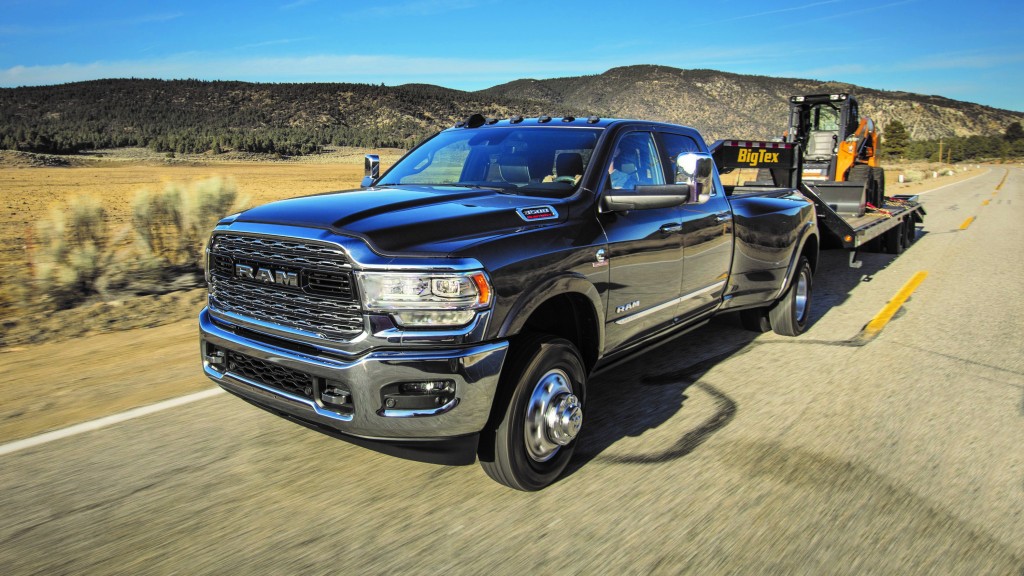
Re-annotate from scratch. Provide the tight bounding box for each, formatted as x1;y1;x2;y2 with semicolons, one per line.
362;154;380;188
676;153;715;203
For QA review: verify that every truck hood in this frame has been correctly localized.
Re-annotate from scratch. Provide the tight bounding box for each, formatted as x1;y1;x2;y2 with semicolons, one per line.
233;185;568;255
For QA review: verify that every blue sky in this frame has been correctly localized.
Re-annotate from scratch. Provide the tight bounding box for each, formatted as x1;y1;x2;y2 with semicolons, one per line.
1;0;1022;111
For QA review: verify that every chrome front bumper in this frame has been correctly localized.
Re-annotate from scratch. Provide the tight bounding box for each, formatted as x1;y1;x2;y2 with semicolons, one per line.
199;308;508;441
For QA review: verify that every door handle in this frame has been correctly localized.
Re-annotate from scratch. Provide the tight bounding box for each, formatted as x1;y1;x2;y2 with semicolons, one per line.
660;223;683;234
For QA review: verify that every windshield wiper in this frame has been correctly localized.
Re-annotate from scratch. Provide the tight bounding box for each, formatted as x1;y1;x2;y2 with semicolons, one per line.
445;183;521;194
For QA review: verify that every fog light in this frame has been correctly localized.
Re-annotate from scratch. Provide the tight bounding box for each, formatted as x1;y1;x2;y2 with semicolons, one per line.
381;380;456;412
400;380;455;395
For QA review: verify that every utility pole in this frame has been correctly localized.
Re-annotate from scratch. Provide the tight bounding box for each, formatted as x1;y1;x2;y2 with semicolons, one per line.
938;139;944;164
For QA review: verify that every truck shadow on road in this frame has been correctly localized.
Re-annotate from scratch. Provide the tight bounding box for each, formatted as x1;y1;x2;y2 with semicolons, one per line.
567;319;752;476
810;237;925;326
565;244;913;478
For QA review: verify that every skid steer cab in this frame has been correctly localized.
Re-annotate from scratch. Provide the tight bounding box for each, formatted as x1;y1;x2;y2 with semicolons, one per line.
784;93;885;209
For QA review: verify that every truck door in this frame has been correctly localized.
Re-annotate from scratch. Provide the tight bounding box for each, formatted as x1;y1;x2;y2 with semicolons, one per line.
598;130;684;354
659;132;734;320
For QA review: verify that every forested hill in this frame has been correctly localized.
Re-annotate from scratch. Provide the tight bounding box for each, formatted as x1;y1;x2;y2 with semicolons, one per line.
2;65;1021;156
0;79;537;155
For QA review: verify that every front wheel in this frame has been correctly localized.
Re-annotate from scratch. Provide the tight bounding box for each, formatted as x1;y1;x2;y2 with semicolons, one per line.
480;334;586;491
769;256;813;336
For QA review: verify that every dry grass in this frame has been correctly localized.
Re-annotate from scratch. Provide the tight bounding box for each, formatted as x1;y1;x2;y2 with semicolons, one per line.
0;160;386;268
0;155;400;324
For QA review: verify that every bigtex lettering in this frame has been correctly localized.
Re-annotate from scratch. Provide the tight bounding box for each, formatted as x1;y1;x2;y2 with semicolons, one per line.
736;148;780;167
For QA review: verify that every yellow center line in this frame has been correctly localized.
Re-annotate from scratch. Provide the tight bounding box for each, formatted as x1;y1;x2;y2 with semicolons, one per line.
960;216;975;230
982;199;990;206
995;169;1008;190
862;271;929;338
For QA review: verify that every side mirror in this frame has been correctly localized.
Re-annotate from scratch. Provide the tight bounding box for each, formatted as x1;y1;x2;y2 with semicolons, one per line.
676;153;715;203
362;154;380;188
602;185;690;212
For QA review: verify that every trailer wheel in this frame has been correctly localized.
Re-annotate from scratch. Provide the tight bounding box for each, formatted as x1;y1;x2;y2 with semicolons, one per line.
479;334;586;491
769;256;812;336
885;219;905;254
904;219;916;245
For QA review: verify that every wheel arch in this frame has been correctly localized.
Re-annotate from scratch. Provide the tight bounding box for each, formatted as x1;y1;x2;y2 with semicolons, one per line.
776;222;819;300
497;274;604;374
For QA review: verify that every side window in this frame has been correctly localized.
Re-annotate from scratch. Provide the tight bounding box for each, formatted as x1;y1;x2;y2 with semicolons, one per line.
847;102;860;136
659;133;701;183
607;132;665;190
660;132;723;199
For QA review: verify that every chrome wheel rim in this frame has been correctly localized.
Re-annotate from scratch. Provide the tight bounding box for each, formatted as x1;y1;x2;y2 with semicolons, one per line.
794;268;810;322
524;368;582;463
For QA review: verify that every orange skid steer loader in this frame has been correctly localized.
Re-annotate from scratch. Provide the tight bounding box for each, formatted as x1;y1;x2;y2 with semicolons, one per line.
780;93;885;213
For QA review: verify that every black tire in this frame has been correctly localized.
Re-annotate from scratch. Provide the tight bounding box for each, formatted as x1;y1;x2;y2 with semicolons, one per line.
904;218;916;245
870;167;886;206
479;334;586;491
885;219;905;254
847;164;876;207
769;256;812;336
740;308;771;333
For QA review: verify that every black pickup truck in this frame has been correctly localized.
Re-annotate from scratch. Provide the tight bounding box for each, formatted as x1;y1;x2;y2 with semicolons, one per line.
199;115;819;490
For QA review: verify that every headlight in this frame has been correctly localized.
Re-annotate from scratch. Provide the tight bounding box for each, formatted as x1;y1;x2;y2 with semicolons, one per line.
355;271;492;328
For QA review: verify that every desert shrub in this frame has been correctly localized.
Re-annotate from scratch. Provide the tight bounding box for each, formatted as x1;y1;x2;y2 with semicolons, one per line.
132;177;243;269
30;195;110;308
902;170;925;183
23;178;247;311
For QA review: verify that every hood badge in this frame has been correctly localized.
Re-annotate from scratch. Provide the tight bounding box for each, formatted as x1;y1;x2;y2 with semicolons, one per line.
517;205;559;222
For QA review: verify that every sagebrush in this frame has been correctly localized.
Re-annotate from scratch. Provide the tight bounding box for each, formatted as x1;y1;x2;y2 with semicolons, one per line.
30;195;110;308
132;176;243;268
29;177;246;308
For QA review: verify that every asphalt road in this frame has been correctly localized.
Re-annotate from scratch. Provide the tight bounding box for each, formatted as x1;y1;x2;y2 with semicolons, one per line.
2;168;1022;575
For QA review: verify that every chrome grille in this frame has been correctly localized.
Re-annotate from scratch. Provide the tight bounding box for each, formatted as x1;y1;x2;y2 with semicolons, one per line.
208;233;363;339
211;234;351;272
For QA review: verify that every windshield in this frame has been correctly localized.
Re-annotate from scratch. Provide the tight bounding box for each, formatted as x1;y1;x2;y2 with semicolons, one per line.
378;127;602;197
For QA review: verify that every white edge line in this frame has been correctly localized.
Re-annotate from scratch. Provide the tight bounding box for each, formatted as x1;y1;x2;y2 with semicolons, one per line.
0;388;225;457
913;168;990;195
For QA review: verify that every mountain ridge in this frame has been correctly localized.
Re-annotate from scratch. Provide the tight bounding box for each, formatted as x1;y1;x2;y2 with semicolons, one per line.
1;65;1020;155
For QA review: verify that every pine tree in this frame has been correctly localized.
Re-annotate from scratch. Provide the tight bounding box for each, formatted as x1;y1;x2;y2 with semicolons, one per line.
883;120;910;160
1005;122;1024;143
